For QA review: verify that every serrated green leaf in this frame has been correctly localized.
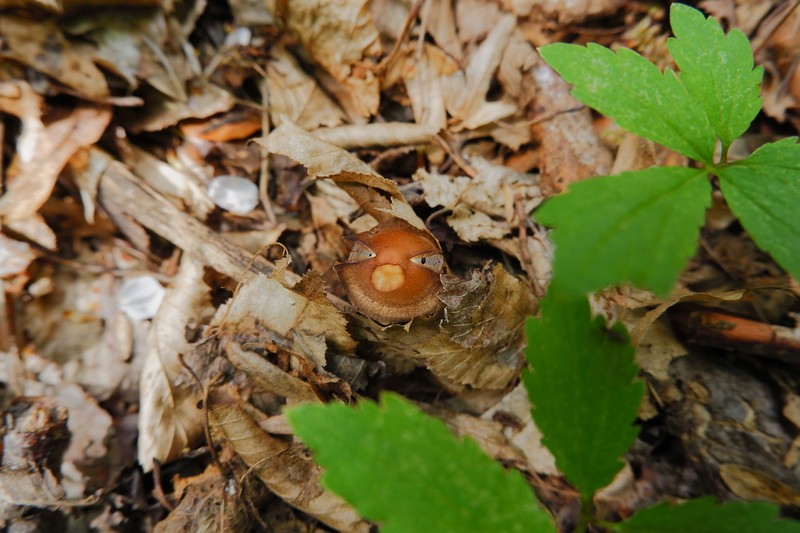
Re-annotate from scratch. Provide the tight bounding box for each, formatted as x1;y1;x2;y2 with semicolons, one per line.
536;166;711;297
668;4;763;151
717;137;800;281
538;43;716;163
612;497;800;532
286;393;556;533
523;294;644;498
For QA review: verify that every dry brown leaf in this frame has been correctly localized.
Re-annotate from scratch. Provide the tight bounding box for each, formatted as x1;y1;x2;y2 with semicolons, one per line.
209;397;370;532
455;0;506;43
699;0;773;36
355;264;534;390
0;103;111;223
629;290;746;346
267;47;346;130
213;270;356;369
444;14;518;130
426;0;464;62
287;0;382;82
70;146;112;224
225;343;320;404
0;16;109;99
260;121;406;222
127;80;235;133
416;156;543;242
0;234;36;278
719;463;800;505
261;121;400;196
9;357;113;500
0;469;67;507
480;383;558;475
498;29;537;107
3;216;58;251
402;44;457;131
21;262;133;400
155;464;264;533
305;179;366;273
138;258;213;471
286;0;382;118
510;0;624;24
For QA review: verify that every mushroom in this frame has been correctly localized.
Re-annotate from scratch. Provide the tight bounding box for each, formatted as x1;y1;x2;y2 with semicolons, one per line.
334;218;446;324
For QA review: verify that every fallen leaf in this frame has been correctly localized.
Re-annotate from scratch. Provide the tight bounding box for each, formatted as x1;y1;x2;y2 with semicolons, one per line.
0;104;111;222
209;395;370;532
138;258;213;471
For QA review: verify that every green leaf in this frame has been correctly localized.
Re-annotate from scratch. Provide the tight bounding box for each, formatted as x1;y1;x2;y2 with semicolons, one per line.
536;166;711;297
523;293;644;498
286;393;556;533
718;138;800;281
538;43;716;163
612;497;800;533
668;4;763;151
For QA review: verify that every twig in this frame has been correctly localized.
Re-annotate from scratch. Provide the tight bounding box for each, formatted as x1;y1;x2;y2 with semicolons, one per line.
515;195;545;298
375;0;425;76
433;133;478;178
151;460;175;511
252;63;277;223
672;307;800;364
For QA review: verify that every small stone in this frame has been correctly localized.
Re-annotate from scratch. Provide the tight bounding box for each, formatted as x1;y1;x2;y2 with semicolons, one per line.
207;175;259;215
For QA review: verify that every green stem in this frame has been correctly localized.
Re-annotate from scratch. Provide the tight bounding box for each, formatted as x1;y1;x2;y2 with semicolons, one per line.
719;141;730;166
575;495;593;533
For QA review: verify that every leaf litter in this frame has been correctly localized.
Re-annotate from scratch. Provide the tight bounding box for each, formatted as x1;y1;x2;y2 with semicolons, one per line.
0;0;798;530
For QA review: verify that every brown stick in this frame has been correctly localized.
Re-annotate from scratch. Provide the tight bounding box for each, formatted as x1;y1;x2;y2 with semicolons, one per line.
672;308;800;364
98;160;280;281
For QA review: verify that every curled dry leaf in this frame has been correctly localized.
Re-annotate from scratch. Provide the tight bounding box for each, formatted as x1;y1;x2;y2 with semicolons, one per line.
719;463;800;506
213;270;356;369
155;464;266;533
480;383;558;475
138;258;213;471
0;234;36;279
259;120;406;222
444;14;518;130
416;156;543;243
0;397;69;507
0;101;111;223
0;16;109;99
260;121;401;197
355;264;535;390
286;0;382;118
401;44;458;131
267;46;346;130
209;397;370;532
225;343;320;405
513;0;625;24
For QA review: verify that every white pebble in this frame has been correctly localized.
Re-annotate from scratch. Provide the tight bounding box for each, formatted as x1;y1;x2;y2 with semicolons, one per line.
119;276;165;320
207;175;259;215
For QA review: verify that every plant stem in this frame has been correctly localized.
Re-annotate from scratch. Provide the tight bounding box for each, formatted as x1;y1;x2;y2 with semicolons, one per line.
575;495;593;533
719;142;730;165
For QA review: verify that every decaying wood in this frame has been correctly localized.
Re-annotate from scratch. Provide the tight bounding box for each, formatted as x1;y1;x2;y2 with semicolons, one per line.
672;308;800;364
97;159;278;280
97;158;351;314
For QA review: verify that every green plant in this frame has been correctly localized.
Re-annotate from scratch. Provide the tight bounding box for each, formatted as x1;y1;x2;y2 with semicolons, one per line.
287;4;800;532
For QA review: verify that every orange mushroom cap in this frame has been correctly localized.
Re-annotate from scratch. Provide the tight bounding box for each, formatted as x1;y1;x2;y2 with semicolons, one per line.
334;218;446;324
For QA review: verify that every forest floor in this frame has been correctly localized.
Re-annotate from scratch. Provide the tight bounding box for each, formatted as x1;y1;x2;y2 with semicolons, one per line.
0;0;799;531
